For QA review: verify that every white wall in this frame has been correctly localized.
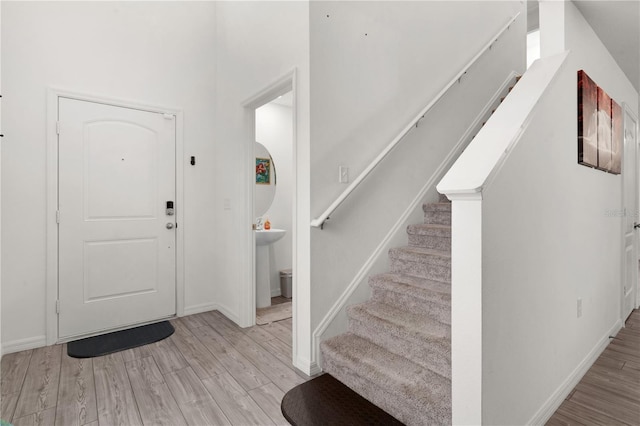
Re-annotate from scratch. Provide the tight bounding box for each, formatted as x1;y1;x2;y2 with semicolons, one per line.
212;1;311;370
481;2;638;424
310;0;525;351
256;101;293;296
1;2;217;350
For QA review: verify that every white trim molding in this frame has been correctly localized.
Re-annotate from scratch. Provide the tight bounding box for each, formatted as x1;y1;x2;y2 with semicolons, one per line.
528;320;622;425
2;335;47;355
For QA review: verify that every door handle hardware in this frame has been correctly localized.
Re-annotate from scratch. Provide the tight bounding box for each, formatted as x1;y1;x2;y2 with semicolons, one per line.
166;223;174;229
166;201;174;216
634;223;640;229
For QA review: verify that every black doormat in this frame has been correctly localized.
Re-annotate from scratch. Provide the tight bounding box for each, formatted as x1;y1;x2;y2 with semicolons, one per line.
281;373;405;426
67;321;174;358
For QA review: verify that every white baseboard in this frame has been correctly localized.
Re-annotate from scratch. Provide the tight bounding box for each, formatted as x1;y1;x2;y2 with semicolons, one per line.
183;302;218;317
2;335;47;355
294;354;322;377
183;303;240;326
527;319;622;425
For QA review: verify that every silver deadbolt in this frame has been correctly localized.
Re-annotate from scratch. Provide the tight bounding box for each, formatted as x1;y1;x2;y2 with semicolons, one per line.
166;223;174;229
166;201;175;216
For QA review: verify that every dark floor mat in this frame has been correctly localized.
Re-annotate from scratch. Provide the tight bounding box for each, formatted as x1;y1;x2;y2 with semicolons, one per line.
67;321;174;358
281;373;405;426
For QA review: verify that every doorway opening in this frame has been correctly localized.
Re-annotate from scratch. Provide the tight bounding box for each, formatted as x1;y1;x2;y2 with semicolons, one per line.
241;72;297;368
254;92;294;323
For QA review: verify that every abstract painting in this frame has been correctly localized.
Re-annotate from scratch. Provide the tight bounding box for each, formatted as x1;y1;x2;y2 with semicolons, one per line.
578;70;598;168
577;70;621;175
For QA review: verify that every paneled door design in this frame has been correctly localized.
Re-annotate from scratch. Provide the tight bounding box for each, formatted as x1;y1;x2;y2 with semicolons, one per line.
58;97;176;339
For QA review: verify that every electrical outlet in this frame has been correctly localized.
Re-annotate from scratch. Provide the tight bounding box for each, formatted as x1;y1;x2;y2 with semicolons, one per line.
339;166;349;183
577;298;583;318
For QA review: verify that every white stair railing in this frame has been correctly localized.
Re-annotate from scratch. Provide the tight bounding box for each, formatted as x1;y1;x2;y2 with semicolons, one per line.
311;12;520;229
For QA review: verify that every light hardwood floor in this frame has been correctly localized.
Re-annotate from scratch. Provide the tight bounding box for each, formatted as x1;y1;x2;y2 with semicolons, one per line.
1;308;306;426
546;309;640;426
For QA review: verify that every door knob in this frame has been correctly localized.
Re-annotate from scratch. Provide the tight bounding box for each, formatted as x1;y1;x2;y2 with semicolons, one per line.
634;223;640;229
166;223;174;229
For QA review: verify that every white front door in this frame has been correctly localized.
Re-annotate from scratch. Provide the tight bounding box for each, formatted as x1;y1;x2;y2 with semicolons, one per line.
58;97;176;339
623;105;639;321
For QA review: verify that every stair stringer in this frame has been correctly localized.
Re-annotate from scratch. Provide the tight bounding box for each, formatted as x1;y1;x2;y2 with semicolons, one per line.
312;70;520;370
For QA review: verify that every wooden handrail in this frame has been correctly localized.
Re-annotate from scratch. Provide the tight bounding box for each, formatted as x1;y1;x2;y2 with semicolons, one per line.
311;12;521;229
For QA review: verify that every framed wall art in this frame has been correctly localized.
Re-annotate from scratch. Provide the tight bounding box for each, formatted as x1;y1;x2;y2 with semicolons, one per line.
577;70;621;175
256;157;271;184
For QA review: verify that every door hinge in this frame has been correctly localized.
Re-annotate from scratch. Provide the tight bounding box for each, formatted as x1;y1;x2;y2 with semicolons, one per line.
56;210;60;224
56;121;61;135
56;300;60;314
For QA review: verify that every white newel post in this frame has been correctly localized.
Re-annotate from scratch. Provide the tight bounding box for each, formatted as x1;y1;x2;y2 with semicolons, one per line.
449;192;483;425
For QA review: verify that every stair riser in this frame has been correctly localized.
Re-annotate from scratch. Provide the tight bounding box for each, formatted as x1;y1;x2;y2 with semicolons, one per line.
349;318;451;379
424;210;451;226
321;349;450;425
390;258;451;282
371;287;451;324
408;234;451;251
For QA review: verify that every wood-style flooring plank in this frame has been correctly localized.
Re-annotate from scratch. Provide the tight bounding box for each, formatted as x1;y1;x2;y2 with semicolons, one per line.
200;311;245;342
54;345;97;426
244;325;277;343
170;326;226;379
125;356;187;426
180;313;209;330
170;318;194;336
93;352;142;426
551;399;624;426
258;321;291;345
258;336;293;368
145;337;189;375
164;366;231;425
229;333;303;393
12;407;56;426
248;382;289;425
13;345;62;419
570;381;640;425
1;391;19;422
1;350;33;396
201;372;274;426
190;325;270;391
120;343;154;363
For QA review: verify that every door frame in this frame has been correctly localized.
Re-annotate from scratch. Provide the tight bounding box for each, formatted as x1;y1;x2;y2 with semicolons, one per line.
627;103;640;311
45;88;185;345
621;102;639;323
240;71;295;328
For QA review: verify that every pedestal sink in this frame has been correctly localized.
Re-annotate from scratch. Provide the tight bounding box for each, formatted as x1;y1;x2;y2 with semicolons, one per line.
255;229;286;308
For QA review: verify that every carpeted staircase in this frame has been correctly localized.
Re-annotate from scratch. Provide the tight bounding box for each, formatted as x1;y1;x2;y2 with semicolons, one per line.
320;193;452;425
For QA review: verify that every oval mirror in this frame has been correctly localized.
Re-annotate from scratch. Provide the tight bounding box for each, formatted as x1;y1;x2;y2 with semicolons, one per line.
254;141;276;217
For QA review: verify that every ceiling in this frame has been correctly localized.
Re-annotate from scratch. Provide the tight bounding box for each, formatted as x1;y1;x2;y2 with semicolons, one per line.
527;1;639;92
573;0;639;92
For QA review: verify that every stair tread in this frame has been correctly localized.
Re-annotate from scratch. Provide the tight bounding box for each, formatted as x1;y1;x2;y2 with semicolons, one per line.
348;300;450;339
407;223;451;235
370;272;451;299
322;333;451;424
390;245;451;258
423;202;452;210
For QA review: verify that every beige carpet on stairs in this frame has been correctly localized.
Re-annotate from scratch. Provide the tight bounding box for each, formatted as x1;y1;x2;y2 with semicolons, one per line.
256;301;292;325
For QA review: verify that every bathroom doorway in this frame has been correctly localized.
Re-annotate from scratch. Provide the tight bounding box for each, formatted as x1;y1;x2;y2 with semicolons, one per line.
241;71;299;369
254;91;294;325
